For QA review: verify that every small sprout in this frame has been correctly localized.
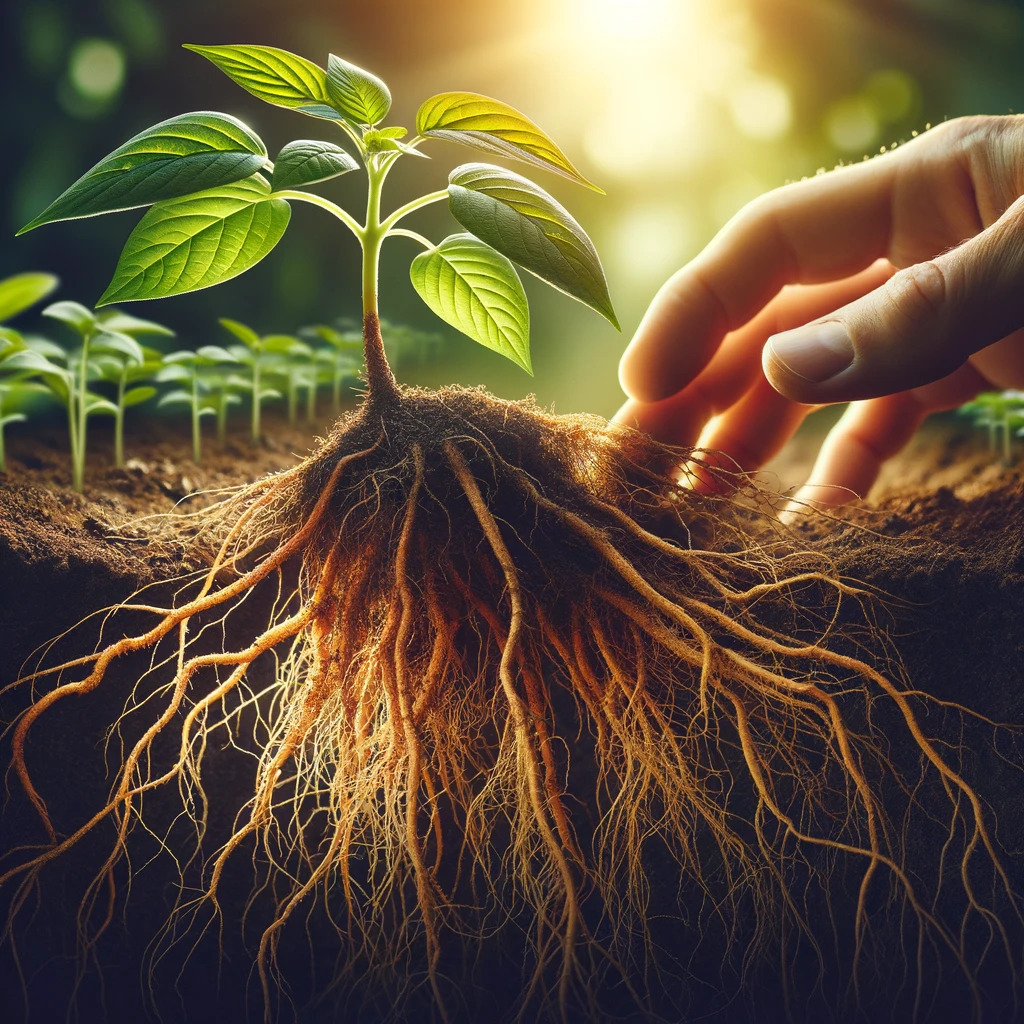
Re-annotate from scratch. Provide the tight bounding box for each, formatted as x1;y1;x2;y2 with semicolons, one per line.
262;334;314;425
959;390;1024;463
0;271;60;323
305;323;363;414
218;317;281;441
156;345;238;464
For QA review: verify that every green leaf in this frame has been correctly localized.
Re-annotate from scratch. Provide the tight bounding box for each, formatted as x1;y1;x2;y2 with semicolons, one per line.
123;385;157;407
98;176;291;305
262;334;311;356
18;113;268;233
326;54;390;126
0;413;28;427
0;273;60;322
410;233;531;373
448;163;618;329
271;140;358;191
416;93;599;191
43;300;97;335
158;389;192;407
196;344;238;364
97;309;175;337
219;317;261;348
25;337;68;360
155;364;192;382
93;330;145;364
184;44;329;110
85;393;119;416
0;350;68;378
0;328;27;356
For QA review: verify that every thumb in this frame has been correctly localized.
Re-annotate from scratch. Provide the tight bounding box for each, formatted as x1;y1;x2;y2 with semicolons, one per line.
762;195;1024;403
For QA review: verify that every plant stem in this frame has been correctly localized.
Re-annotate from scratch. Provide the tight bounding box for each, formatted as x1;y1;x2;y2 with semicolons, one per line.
361;160;400;407
217;391;228;443
274;191;363;240
115;370;126;468
381;189;448;232
73;339;90;492
252;359;261;441
388;227;434;249
191;371;201;465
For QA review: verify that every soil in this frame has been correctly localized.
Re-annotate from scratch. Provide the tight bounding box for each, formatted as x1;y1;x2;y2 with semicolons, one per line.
0;405;1021;1023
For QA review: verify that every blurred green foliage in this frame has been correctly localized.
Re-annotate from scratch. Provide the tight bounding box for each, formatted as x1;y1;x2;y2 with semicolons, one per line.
2;0;1023;416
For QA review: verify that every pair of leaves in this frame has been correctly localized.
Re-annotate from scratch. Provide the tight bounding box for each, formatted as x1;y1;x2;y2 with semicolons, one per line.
186;44;390;129
410;164;617;373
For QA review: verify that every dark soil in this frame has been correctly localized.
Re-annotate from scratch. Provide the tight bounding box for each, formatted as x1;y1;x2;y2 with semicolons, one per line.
0;407;1021;1023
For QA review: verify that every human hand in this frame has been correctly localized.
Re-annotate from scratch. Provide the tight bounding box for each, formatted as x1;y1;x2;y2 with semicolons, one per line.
613;115;1024;509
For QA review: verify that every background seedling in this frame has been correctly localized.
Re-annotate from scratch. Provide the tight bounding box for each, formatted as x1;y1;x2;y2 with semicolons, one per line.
218;318;284;440
262;334;314;425
156;345;239;464
959;389;1024;462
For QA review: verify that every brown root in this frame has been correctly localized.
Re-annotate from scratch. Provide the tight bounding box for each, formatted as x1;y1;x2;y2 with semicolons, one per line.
2;386;1020;1023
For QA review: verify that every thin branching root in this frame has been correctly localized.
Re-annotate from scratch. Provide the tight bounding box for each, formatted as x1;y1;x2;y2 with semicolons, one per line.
2;386;1021;1023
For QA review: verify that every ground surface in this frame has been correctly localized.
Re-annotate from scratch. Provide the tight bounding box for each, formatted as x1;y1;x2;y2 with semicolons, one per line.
0;404;1021;1022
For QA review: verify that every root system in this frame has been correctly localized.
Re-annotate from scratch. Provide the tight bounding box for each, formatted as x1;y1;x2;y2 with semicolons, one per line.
2;385;1021;1023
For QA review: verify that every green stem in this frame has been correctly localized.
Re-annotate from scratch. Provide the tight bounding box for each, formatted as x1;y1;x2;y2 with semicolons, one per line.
191;371;201;465
387;227;434;249
217;391;228;443
381;190;448;232
288;371;298;426
252;360;261;441
73;340;90;492
362;160;400;406
273;190;364;240
115;371;126;468
0;425;6;473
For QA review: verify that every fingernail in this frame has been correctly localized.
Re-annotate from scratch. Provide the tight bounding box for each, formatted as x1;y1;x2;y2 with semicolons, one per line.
766;322;854;383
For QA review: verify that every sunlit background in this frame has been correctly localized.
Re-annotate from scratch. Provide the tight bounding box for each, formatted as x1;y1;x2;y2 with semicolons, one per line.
2;0;1022;416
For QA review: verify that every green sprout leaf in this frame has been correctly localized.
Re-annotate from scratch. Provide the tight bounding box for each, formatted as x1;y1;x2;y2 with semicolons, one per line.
123;385;157;408
416;93;599;191
98;176;291;305
219;317;261;348
18;113;268;234
410;233;531;374
0;273;60;322
448;163;618;329
184;43;330;110
325;54;391;126
43;300;97;334
93;331;145;364
96;309;176;337
271;140;359;191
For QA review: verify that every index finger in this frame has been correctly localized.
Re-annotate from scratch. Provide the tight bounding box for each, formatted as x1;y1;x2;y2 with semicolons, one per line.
619;155;899;403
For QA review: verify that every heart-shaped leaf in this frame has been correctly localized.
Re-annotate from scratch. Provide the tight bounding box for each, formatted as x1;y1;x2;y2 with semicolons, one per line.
271;140;359;190
84;393;119;416
417;93;599;191
410;233;531;373
326;54;390;126
19;113;268;234
448;163;618;329
98;176;291;305
184;44;329;110
0;273;60;322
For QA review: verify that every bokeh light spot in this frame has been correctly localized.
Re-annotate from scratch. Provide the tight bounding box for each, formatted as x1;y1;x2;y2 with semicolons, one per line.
825;96;879;153
728;75;793;141
865;69;917;122
68;38;126;102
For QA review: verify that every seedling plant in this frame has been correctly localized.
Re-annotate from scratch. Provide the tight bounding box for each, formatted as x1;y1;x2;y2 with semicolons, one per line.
4;42;1020;1024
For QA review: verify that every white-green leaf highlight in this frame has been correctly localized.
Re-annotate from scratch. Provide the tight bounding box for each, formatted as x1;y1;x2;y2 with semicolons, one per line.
448;163;618;329
18;113;267;233
98;176;291;305
410;233;531;374
271;140;358;190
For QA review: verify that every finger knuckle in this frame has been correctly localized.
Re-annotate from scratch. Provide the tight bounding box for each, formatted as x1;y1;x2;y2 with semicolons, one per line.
884;261;948;324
